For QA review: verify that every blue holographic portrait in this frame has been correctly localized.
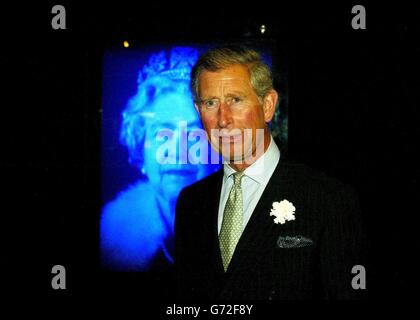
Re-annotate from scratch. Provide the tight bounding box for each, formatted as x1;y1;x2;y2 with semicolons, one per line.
101;47;219;271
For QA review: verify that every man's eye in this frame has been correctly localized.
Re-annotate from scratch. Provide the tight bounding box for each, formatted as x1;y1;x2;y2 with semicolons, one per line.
228;96;242;105
204;99;218;108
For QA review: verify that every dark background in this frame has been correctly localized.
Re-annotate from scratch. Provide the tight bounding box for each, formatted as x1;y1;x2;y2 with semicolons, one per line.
1;2;418;310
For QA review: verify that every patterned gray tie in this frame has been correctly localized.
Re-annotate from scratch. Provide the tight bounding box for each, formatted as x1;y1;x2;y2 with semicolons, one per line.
219;171;245;271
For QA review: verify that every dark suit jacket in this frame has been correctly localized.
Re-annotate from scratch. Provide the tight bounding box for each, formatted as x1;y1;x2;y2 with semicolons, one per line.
174;159;366;300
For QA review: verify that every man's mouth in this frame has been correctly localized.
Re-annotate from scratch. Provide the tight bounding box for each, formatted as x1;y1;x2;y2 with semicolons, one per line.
216;132;243;143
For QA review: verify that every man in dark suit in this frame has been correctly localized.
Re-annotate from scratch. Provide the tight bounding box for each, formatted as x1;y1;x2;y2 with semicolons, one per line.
175;46;366;300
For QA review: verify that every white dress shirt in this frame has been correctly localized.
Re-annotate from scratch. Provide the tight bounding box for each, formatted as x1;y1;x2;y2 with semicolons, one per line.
218;136;281;234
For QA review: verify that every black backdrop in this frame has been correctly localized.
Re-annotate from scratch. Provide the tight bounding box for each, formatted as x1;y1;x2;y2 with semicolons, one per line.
1;2;418;312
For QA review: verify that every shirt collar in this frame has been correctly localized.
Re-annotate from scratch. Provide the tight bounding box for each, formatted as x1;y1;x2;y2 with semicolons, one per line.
223;135;280;184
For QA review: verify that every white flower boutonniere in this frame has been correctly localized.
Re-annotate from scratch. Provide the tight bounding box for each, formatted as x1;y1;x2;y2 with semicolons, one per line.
270;200;296;224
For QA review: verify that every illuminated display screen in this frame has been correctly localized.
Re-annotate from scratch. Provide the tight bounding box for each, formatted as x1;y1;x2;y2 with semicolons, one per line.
100;44;286;271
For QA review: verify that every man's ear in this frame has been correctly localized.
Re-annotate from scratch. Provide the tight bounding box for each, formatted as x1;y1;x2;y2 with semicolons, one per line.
263;89;278;123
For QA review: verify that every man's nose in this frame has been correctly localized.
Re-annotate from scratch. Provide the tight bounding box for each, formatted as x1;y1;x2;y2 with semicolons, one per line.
217;103;232;128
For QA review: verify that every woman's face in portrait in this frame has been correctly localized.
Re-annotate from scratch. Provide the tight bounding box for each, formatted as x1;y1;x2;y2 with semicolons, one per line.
142;91;207;202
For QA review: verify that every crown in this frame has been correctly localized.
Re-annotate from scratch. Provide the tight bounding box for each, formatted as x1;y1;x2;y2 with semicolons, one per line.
137;47;199;84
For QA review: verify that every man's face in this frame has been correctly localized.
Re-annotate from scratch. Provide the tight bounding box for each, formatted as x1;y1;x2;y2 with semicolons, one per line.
196;64;276;163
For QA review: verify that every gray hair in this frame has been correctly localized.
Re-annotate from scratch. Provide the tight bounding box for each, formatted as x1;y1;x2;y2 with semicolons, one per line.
191;46;273;102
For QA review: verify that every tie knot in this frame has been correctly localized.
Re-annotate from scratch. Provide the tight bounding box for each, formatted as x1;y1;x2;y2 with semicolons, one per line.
232;171;245;185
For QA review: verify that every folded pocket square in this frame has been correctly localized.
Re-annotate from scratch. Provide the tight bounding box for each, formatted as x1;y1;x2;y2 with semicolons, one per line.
276;235;314;248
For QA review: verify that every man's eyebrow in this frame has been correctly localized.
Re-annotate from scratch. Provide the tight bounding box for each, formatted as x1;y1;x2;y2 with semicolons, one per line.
200;92;247;100
225;91;247;97
199;95;219;101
